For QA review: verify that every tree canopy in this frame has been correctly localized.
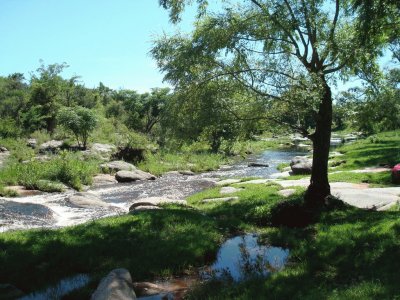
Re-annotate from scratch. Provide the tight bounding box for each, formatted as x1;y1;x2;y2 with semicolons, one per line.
154;0;397;204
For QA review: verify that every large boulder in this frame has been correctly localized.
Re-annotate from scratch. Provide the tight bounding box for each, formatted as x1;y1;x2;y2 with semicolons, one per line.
392;164;400;184
101;161;136;173
89;143;116;160
290;156;312;175
91;268;136;300
39;140;64;153
93;174;118;186
67;192;109;208
115;170;156;182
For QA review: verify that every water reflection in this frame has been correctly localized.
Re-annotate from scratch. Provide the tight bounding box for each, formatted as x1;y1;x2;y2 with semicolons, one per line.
18;274;90;300
203;234;289;281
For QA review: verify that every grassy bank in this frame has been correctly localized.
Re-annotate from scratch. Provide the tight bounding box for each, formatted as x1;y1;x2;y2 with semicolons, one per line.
330;131;400;171
1;182;399;299
188;199;400;299
0;207;222;297
0;151;99;195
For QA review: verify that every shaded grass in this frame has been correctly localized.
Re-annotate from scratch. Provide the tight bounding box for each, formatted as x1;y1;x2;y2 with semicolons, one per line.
0;207;222;296
188;204;400;299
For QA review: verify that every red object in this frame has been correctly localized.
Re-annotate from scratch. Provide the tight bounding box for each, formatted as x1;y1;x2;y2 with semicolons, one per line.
392;164;400;184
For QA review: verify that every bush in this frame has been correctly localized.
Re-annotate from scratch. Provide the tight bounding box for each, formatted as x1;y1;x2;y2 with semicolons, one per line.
57;106;98;149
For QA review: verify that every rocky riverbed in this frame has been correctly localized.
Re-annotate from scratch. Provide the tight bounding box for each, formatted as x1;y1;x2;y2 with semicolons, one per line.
0;150;306;232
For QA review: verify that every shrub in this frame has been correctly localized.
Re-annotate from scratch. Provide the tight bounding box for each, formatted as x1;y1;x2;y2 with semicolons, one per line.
57;106;97;149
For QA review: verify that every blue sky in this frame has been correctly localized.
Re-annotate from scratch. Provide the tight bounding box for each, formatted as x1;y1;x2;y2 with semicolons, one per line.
0;0;198;92
0;1;394;94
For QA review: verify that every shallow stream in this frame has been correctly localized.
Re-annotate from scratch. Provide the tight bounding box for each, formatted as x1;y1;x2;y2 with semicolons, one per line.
0;149;306;232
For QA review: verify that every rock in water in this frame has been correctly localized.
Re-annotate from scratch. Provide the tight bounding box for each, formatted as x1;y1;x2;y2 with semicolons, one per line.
248;162;269;167
91;268;137;300
101;161;136;173
67;192;109;208
115;170;156;182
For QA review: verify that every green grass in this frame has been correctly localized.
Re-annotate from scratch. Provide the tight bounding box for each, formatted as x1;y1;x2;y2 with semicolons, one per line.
188;200;400;299
0;206;222;297
187;183;304;232
0;151;99;191
330;131;400;171
138;151;233;176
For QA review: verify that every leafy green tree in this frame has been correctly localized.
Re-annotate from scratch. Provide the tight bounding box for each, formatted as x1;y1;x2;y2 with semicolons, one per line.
0;73;28;130
154;0;393;205
57;106;98;149
28;62;68;133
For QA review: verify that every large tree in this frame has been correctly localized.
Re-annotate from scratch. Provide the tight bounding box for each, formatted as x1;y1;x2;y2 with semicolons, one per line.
153;0;395;206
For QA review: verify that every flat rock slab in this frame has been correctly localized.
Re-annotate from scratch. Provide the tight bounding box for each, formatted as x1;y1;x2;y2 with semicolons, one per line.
129;197;187;209
202;197;239;203
115;170;156;182
272;179;400;210
101;161;136;172
179;170;195;176
278;189;296;197
240;179;271;185
67;192;109;208
39;140;63;153
331;185;400;210
216;179;241;186
4;186;43;197
93;174;118;186
220;187;243;194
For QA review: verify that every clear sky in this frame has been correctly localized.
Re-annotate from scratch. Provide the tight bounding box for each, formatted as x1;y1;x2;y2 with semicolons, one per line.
0;0;197;92
0;1;394;94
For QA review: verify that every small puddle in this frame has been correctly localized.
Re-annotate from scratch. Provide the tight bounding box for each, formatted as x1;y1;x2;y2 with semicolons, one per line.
18;274;90;300
137;234;289;299
202;234;289;281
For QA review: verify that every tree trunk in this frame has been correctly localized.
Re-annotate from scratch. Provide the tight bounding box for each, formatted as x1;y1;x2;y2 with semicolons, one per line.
304;77;333;207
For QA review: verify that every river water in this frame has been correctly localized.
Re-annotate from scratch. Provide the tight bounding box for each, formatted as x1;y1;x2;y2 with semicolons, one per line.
0;149;306;232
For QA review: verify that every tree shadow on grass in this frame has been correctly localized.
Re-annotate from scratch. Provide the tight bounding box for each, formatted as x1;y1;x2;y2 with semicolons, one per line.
189;207;400;299
0;208;222;294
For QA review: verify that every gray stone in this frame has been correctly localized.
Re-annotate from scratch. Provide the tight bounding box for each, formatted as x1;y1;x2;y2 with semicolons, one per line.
93;174;118;186
39;140;64;153
101;161;136;173
216;179;241;186
278;189;296;197
4;185;43;197
91;143;116;154
179;170;195;176
27;138;37;148
290;156;312;175
115;170;156;182
220;187;243;194
248;162;269;167
0;146;8;152
129;197;186;211
202;196;239;203
91;268;136;300
67;192;109;208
